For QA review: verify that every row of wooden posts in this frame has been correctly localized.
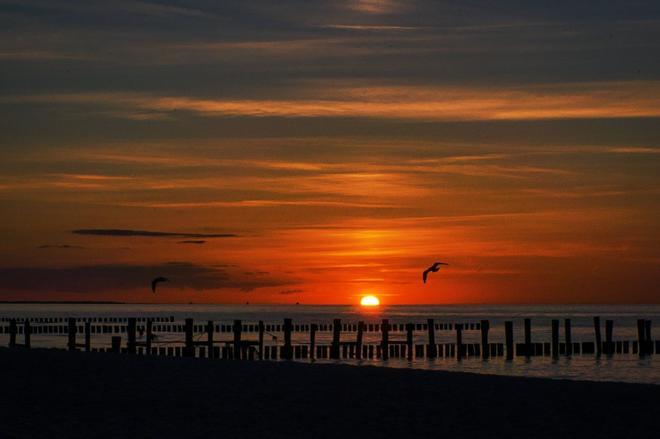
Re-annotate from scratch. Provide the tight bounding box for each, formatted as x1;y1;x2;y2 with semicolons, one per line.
5;317;657;359
0;319;484;334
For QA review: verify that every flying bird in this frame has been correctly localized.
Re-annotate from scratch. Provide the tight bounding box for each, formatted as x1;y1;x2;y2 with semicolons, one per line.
423;262;449;284
151;276;169;293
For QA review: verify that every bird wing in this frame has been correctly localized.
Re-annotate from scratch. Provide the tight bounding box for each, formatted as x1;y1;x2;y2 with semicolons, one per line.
423;268;430;283
151;277;168;293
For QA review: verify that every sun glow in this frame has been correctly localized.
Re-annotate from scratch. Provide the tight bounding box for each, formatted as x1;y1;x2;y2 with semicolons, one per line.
360;295;380;306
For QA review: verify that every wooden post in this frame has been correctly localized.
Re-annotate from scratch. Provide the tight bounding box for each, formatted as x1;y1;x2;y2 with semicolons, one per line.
645;320;652;355
524;318;532;357
637;319;645;356
84;321;91;351
310;324;317;360
605;320;614;355
23;321;31;348
381;319;390;360
282;318;293;360
184;318;195;358
480;319;489;360
456;324;463;360
233;319;242;360
111;336;121;353
258;321;264;360
406;323;414;360
146;319;153;353
593;316;602;357
206;320;214;359
427;318;437;359
9;319;17;348
67;318;76;351
127;318;137;354
564;319;572;356
355;321;364;360
551;319;559;359
505;321;513;360
330;318;341;359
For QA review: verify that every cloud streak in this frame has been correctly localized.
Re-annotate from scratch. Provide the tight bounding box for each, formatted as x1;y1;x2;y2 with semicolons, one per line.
8;81;660;121
0;262;291;294
72;229;237;238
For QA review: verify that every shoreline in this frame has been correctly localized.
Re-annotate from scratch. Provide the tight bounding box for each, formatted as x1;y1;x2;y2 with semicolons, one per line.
2;348;658;438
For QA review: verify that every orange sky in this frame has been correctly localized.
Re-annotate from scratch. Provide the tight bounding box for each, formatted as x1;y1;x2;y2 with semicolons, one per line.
1;1;659;304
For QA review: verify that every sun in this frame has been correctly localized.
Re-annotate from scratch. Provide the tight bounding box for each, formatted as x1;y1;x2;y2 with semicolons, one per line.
360;295;380;307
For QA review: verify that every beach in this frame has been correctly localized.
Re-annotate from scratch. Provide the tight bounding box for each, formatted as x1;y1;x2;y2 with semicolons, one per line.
1;348;658;438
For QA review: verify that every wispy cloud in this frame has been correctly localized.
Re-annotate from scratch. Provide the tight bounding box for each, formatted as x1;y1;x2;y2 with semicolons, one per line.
37;244;86;249
279;288;304;295
8;81;660;121
0;262;291;294
72;229;237;238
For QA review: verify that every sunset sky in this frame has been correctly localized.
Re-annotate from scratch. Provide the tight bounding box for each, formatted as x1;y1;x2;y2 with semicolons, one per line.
1;0;659;304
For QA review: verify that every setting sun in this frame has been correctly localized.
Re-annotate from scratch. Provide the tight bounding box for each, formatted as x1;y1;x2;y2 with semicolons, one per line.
360;295;380;307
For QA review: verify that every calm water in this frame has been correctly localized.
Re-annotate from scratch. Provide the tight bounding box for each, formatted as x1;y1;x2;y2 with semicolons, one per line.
1;303;658;385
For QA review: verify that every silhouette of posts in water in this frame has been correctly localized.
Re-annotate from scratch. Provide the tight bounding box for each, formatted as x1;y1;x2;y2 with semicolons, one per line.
381;319;390;360
23;321;30;348
604;320;614;355
67;318;76;351
330;319;341;360
524;318;532;357
2;314;656;361
127;318;137;354
594;317;602;357
480;320;489;360
551;320;559;359
283;318;293;360
310;324;317;360
84;322;91;351
356;321;364;359
232;319;243;360
145;319;153;353
66;317;90;351
505;321;514;360
9;319;17;348
184;318;194;357
206;321;214;358
455;323;463;360
637;319;646;356
257;321;264;360
427;319;437;359
406;323;414;360
565;319;573;356
111;336;121;353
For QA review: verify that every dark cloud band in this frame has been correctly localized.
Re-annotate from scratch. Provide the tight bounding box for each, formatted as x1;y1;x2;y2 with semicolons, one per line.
72;229;236;238
0;262;290;294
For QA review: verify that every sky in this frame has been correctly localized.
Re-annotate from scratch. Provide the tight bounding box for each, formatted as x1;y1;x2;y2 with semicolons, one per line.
1;0;659;304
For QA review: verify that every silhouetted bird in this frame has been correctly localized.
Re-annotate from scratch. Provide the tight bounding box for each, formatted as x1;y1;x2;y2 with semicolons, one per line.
151;276;168;293
423;262;449;284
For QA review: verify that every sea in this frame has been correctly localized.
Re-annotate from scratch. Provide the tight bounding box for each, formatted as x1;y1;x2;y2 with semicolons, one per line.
1;303;658;385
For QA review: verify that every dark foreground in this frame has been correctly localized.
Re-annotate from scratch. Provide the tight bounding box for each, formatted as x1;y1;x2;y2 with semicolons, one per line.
1;348;658;438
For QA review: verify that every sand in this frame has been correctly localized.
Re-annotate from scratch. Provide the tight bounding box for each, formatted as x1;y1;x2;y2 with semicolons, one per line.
0;348;658;438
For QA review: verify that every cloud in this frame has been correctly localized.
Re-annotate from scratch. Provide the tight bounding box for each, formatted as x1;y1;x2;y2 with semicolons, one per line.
9;81;660;121
37;244;86;249
178;240;206;244
0;262;291;294
279;288;304;295
72;229;237;238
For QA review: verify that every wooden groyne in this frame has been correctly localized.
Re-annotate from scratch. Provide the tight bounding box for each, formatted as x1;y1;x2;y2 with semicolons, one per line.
1;316;657;361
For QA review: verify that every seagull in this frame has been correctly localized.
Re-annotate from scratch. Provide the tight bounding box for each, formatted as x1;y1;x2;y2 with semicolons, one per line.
151;276;169;293
423;262;449;284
